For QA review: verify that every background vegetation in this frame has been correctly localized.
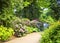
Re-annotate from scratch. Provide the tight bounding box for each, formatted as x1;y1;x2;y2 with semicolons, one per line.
0;0;60;42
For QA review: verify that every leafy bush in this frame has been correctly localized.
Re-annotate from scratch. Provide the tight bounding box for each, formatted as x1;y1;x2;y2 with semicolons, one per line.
11;17;27;37
14;24;27;37
40;22;60;43
21;18;31;26
11;17;30;27
26;26;39;33
0;9;17;27
0;26;14;41
39;8;55;24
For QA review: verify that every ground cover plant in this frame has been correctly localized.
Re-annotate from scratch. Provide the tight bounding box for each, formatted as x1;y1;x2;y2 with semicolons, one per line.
0;26;14;41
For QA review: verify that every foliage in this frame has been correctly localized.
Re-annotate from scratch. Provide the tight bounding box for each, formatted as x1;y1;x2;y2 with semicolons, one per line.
37;0;51;8
21;18;31;26
11;17;40;37
11;17;30;28
39;8;55;24
0;0;13;27
7;0;42;20
10;0;31;12
26;26;39;33
14;24;26;37
40;22;60;43
50;0;60;20
0;0;10;14
0;0;60;42
38;0;60;20
0;26;14;41
0;0;59;27
0;0;31;27
11;17;27;37
20;0;42;20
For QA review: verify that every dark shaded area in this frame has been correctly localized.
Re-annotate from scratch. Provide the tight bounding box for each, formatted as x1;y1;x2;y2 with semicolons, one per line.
50;0;60;20
0;0;10;14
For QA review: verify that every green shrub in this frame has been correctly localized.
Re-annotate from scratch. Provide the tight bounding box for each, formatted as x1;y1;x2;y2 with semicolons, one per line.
21;18;31;26
0;26;14;41
0;13;16;27
26;26;39;33
40;22;60;43
11;17;30;28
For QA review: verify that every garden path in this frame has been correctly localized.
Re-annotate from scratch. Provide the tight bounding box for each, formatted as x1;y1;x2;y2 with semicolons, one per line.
5;32;41;43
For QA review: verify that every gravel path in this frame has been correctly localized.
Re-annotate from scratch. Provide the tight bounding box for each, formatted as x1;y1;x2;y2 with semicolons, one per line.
5;32;41;43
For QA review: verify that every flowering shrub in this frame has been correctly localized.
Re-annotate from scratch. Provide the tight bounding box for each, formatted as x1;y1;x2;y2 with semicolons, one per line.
14;24;27;37
11;18;27;37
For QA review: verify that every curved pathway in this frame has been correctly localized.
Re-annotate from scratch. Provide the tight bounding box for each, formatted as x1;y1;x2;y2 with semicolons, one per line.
5;32;41;43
